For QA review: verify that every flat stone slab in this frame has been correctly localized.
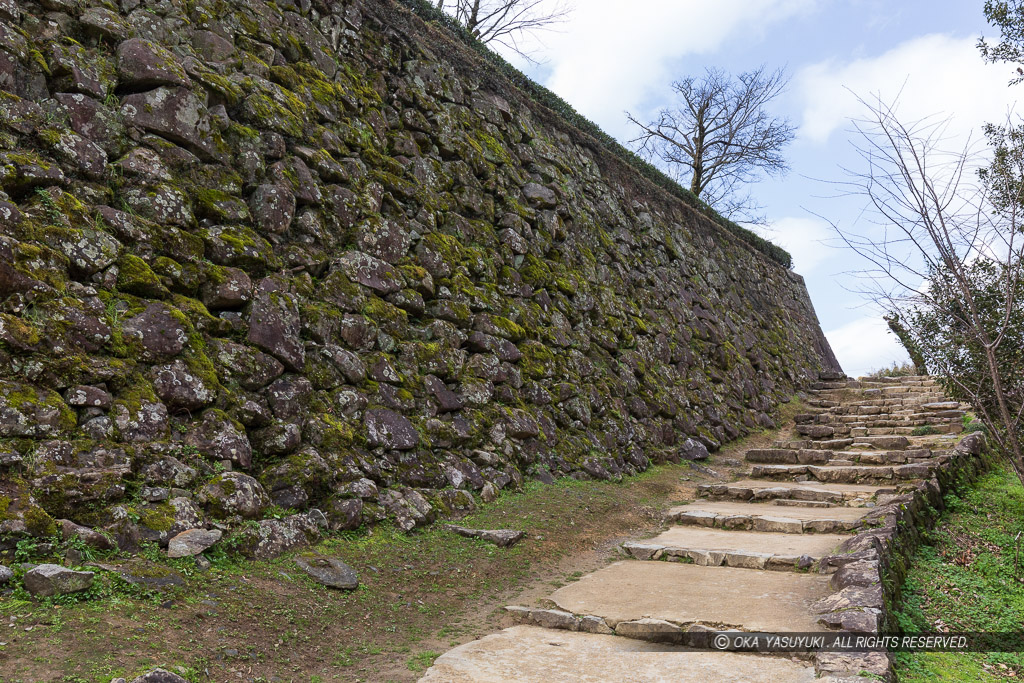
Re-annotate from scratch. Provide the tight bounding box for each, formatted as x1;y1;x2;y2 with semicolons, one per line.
444;524;525;548
666;501;869;533
629;527;847;566
420;625;817;682
550;561;832;632
699;480;900;504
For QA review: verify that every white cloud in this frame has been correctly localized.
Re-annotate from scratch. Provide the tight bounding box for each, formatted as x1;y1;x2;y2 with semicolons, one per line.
825;315;909;378
753;216;834;273
797;34;1020;146
502;0;819;135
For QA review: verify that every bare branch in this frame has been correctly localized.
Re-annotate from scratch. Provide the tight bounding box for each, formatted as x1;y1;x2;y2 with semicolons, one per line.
823;94;1024;481
438;0;574;59
626;66;795;225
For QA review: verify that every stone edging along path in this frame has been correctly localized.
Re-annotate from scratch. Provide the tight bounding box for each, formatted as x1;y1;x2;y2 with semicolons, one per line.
420;376;993;682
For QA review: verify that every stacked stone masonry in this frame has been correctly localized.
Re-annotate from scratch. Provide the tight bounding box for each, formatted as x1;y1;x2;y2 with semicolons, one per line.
424;376;986;682
0;0;837;554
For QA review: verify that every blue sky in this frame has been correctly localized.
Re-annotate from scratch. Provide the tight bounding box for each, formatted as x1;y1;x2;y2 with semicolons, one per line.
490;1;1022;376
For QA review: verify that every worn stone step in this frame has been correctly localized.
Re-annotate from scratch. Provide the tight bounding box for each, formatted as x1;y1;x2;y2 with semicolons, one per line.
749;463;933;483
621;528;847;570
549;561;833;633
420;626;818;682
698;479;902;505
665;501;869;533
773;498;834;508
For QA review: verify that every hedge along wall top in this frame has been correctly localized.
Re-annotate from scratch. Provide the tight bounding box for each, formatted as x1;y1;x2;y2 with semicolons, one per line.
0;0;841;544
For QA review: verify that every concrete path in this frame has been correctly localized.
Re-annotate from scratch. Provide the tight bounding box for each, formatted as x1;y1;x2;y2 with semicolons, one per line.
421;375;962;681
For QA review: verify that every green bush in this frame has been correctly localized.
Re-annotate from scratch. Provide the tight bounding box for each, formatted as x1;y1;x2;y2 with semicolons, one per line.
964;420;988;435
863;361;919;379
911;426;938;436
394;0;793;269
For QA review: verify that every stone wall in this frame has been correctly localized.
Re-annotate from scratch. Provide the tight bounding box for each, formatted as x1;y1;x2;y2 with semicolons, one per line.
0;0;839;551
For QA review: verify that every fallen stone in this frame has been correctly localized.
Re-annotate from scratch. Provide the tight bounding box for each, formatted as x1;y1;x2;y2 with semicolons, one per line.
444;525;524;548
294;554;358;590
23;564;94;597
129;669;189;683
166;528;222;558
118;563;186;590
680;438;710;461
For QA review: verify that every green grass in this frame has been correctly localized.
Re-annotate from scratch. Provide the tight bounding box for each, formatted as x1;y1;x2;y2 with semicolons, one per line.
894;464;1024;680
405;650;440;672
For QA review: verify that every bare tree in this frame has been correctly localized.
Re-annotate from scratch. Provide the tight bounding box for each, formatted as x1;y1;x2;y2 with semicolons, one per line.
820;95;1024;482
435;0;572;58
627;66;796;224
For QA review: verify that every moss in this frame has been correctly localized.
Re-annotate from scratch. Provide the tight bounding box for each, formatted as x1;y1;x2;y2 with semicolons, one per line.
4;382;76;433
116;254;167;297
519;254;551;286
0;312;41;348
23;504;57;537
241;92;305;137
362;296;408;333
138;502;175;532
319;414;362;450
420;232;464;264
485;315;526;341
519;341;556;379
0;495;11;521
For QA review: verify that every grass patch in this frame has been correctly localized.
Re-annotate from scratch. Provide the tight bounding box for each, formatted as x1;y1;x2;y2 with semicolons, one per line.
894;464;1024;681
405;650;440;672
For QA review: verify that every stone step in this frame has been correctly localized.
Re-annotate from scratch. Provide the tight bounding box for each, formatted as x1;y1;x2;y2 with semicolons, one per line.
621;528;847;570
665;501;869;533
420;626;818;682
826;435;911;450
773;498;834;508
697;479;904;505
749;462;933;483
548;561;833;633
746;448;934;466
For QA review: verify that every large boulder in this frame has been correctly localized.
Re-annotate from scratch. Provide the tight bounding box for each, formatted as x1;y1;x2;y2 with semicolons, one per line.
236;510;327;560
364;409;419;450
247;277;305;372
197;472;269;519
184;410;252;467
23;564;94;597
120;86;224;162
150;359;218;411
116;39;190;88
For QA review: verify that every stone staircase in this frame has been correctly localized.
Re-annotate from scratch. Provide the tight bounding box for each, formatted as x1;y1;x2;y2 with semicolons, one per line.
420;376;967;682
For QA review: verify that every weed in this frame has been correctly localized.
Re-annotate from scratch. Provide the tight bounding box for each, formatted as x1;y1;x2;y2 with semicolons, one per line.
406;650;440;672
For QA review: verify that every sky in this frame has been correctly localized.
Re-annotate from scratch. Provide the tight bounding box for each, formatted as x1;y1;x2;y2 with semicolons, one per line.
485;0;1023;377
